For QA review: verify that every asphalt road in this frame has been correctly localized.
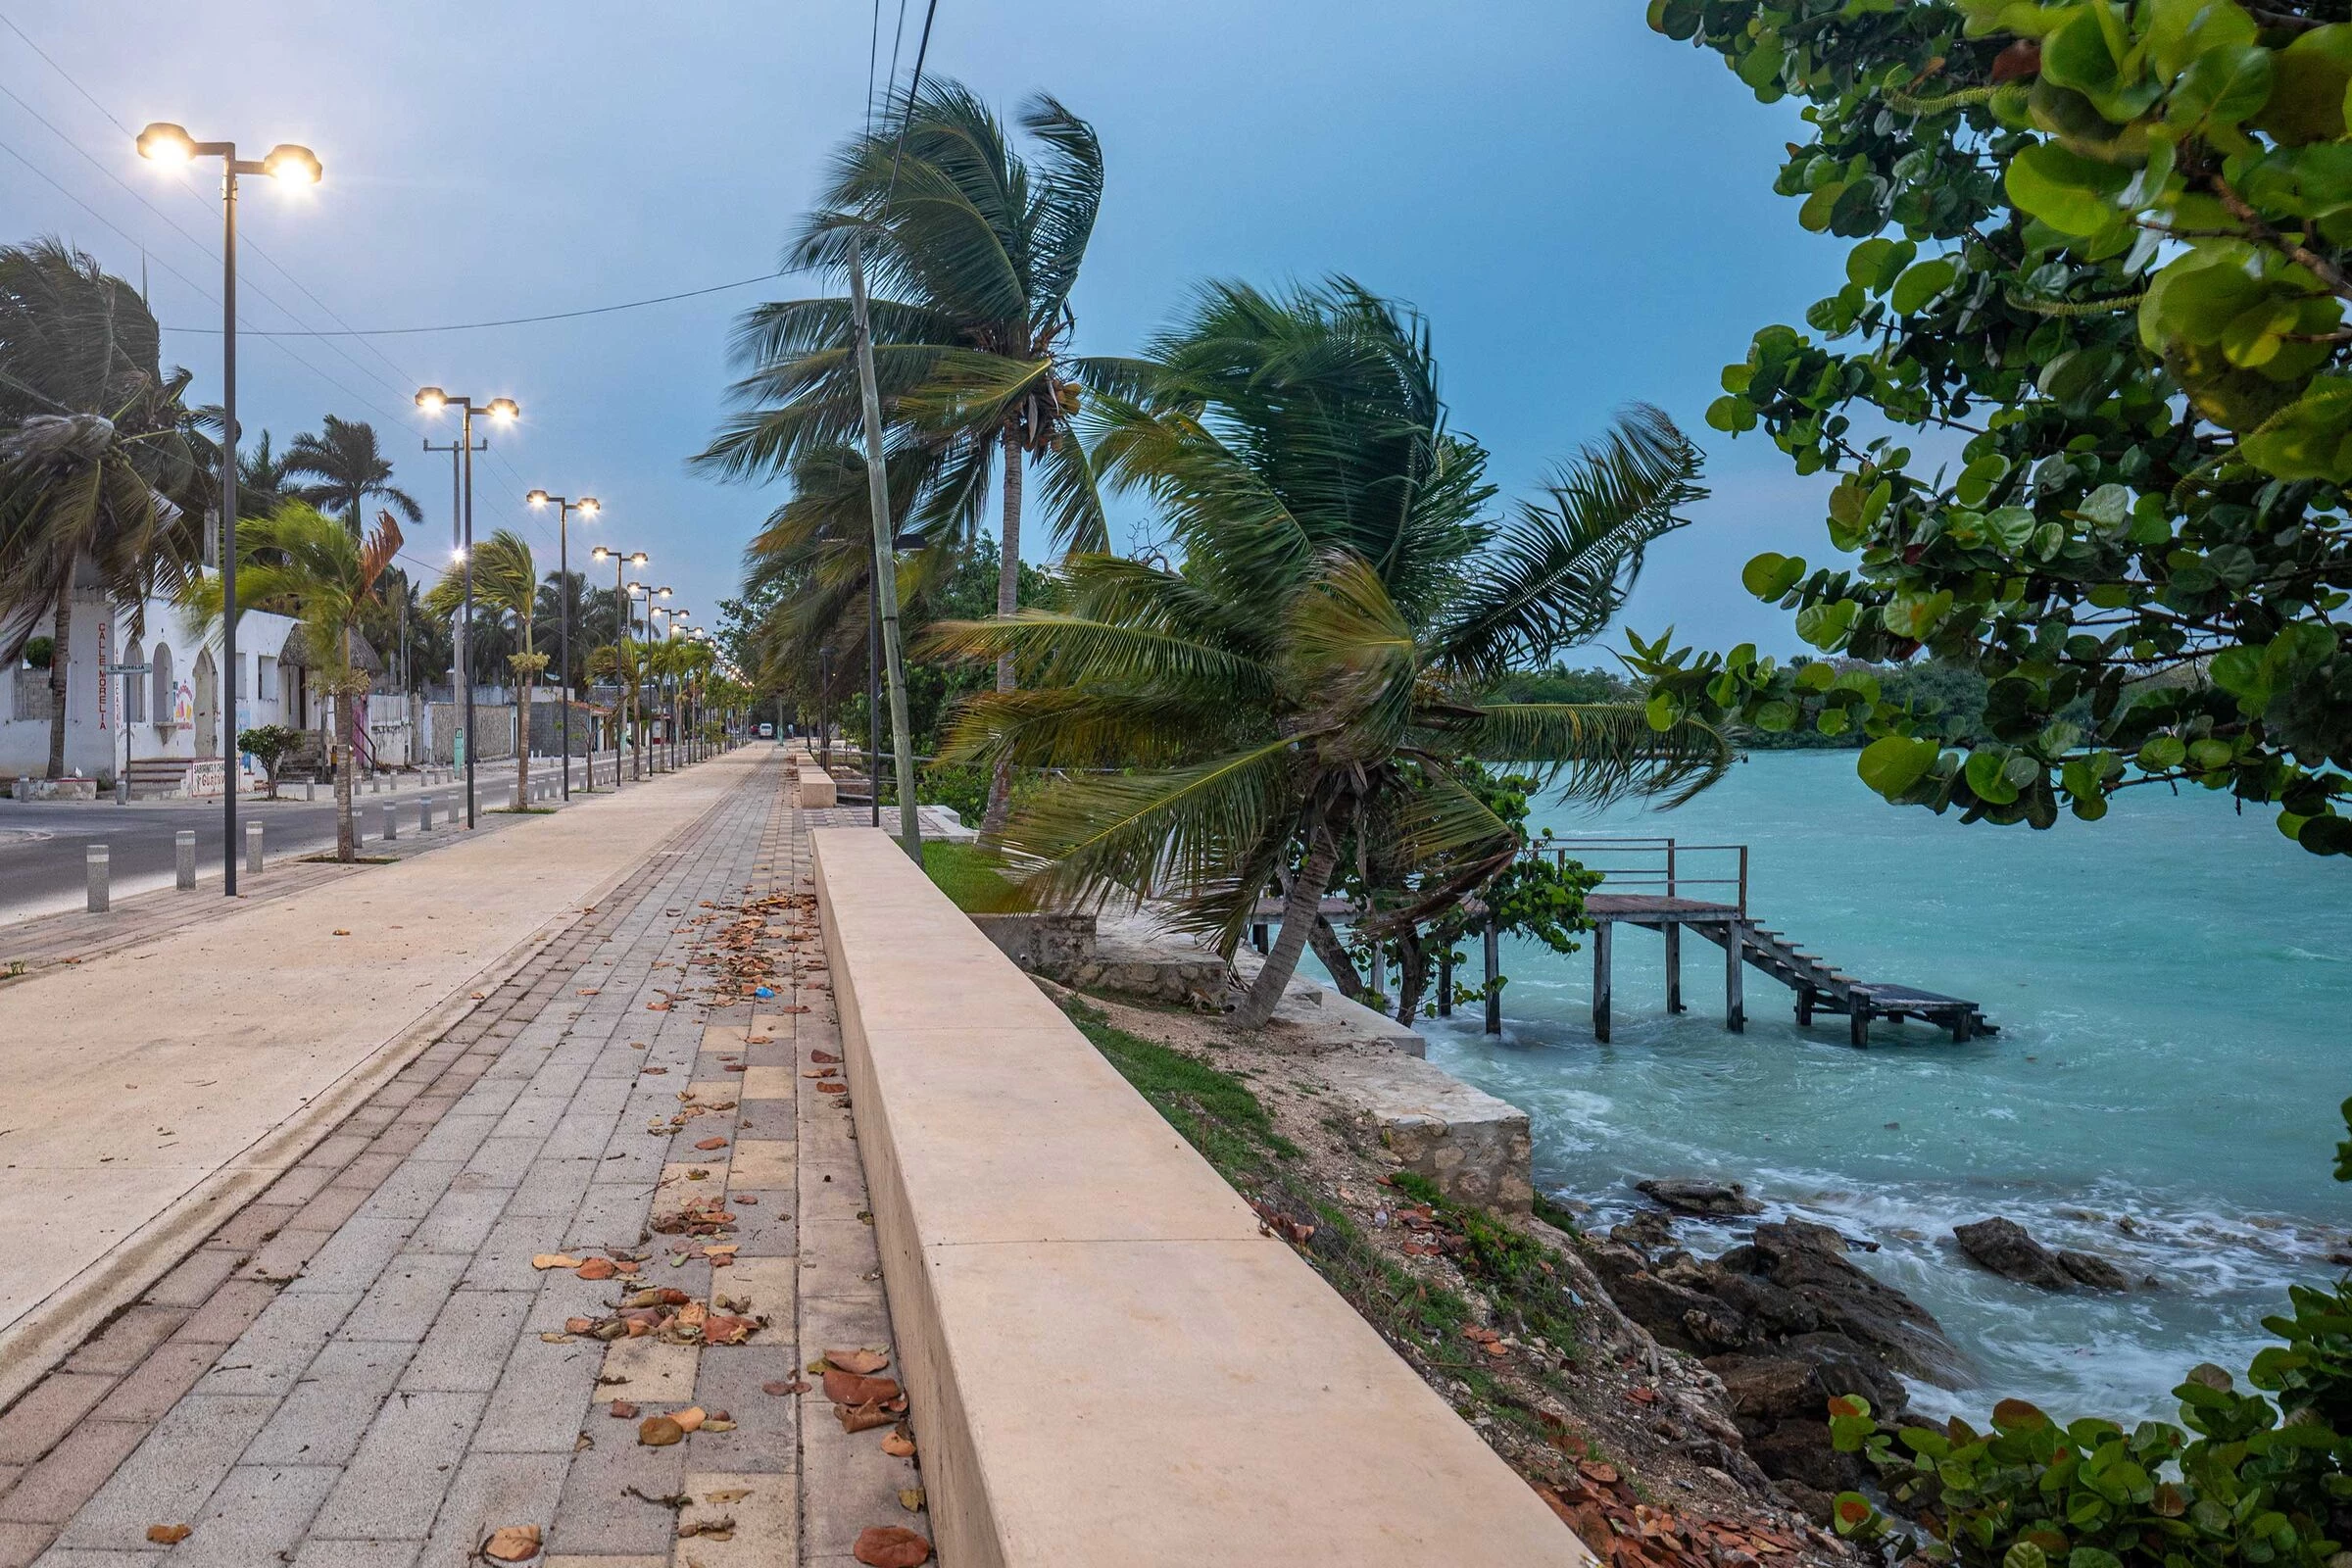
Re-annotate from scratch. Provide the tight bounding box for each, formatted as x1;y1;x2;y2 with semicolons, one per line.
0;773;541;925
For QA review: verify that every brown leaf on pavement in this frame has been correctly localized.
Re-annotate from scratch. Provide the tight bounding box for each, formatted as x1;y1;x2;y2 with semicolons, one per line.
703;1314;758;1346
531;1254;584;1271
899;1488;925;1511
837;1400;894;1433
762;1379;810;1396
824;1348;890;1375
575;1257;618;1281
881;1429;916;1457
673;1405;708;1432
854;1525;934;1566
481;1523;543;1561
810;1049;841;1063
638;1415;685;1446
145;1525;192;1544
694;1137;727;1151
610;1400;639;1419
823;1369;902;1405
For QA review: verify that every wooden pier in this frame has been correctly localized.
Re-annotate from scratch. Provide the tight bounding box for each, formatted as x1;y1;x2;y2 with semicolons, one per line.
1535;838;1991;1048
1252;837;1991;1047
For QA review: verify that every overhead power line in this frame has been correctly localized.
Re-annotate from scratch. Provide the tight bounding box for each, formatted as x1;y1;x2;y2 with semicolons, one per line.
156;272;784;338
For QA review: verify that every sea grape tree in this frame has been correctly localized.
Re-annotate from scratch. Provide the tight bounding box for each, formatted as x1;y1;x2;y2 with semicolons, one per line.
1639;0;2352;855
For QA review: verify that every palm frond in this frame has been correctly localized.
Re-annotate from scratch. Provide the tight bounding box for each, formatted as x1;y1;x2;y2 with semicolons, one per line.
1449;701;1732;808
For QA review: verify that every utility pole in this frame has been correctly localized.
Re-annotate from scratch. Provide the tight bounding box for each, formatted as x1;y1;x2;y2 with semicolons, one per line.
844;232;921;860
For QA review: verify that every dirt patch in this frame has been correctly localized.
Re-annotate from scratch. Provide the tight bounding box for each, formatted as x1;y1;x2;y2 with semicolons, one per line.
1055;982;1860;1568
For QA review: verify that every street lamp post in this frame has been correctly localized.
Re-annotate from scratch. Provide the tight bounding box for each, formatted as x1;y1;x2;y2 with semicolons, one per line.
659;608;691;769
590;547;650;784
136;122;320;896
635;586;671;773
525;491;598;799
414;389;517;829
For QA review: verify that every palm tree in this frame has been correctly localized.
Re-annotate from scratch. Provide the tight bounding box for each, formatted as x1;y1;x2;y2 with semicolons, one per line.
0;238;212;778
285;415;421;538
587;637;650;776
698;80;1116;832
182;503;400;860
425;530;541;810
929;279;1729;1027
237;430;298;518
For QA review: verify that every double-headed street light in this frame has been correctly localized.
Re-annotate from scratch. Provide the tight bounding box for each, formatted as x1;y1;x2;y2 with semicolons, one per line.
628;584;672;774
656;606;691;769
414;389;517;829
136;122;320;897
590;546;650;783
525;490;598;799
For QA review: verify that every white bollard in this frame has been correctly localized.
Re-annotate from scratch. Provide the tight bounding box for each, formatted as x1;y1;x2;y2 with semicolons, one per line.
382;802;398;842
175;830;196;891
245;820;264;875
420;796;435;832
85;844;109;913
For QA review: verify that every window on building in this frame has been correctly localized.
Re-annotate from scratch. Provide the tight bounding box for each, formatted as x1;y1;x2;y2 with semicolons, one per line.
151;644;173;724
258;655;278;702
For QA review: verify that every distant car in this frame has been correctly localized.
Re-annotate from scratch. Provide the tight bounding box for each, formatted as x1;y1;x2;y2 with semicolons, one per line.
758;722;775;739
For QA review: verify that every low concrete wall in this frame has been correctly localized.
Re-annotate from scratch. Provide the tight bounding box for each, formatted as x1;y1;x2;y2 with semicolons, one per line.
812;826;1587;1567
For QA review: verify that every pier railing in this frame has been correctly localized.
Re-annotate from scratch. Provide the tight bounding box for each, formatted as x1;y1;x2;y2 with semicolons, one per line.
1523;836;1748;915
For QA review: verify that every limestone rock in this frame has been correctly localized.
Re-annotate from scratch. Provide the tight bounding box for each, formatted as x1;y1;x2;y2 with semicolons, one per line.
1953;1216;2076;1292
1638;1177;1765;1217
2058;1248;2132;1292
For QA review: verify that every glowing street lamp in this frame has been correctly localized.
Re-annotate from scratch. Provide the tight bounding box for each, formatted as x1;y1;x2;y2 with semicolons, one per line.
414;389;518;827
591;546;651;781
137;122;320;895
526;490;598;797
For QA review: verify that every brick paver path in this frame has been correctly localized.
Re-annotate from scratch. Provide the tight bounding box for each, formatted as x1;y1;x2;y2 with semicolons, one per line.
0;758;921;1567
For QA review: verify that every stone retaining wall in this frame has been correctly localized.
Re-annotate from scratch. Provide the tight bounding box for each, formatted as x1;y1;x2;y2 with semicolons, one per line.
812;825;1588;1566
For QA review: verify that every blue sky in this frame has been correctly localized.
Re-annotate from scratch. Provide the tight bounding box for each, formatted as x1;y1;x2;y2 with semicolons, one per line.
0;1;1842;660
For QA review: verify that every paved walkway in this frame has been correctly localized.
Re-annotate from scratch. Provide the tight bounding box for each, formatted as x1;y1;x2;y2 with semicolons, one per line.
0;757;920;1566
0;753;756;1406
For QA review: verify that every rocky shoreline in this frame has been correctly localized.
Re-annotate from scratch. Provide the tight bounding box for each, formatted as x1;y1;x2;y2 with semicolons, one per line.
1580;1179;2145;1519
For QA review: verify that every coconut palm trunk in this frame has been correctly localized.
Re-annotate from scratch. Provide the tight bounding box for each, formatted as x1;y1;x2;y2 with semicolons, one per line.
982;431;1024;835
1236;821;1342;1029
332;692;357;860
44;588;71;779
516;664;533;808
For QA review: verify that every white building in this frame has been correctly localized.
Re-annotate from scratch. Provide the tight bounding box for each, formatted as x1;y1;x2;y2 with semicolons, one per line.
0;568;417;795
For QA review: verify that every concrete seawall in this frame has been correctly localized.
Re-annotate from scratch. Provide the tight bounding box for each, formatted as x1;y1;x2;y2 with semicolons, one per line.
812;825;1588;1566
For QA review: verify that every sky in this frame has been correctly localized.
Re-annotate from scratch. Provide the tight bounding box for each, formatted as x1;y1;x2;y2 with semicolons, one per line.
0;0;1847;663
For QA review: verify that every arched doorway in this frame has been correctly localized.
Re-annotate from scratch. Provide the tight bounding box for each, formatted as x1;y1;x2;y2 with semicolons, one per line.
192;649;219;759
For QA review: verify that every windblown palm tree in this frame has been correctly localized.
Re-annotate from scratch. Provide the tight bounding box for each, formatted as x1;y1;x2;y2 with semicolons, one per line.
0;238;212;777
588;637;650;776
238;430;299;518
426;530;541;809
286;415;420;538
698;79;1117;831
183;503;400;860
930;279;1728;1026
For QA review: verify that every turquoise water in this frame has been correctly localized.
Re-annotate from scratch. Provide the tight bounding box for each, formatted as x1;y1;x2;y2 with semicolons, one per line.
1407;750;2351;1428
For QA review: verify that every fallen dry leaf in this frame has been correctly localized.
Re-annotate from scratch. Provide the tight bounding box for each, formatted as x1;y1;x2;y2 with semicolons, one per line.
694;1137;727;1152
331;929;351;937
575;1257;618;1281
822;1368;902;1405
638;1415;685;1446
899;1487;925;1511
810;1049;841;1063
762;1379;810;1396
481;1523;543;1561
855;1525;933;1566
673;1405;708;1433
576;988;600;996
145;1524;191;1544
881;1429;916;1457
531;1253;584;1271
837;1400;894;1434
824;1348;890;1375
610;1400;639;1419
